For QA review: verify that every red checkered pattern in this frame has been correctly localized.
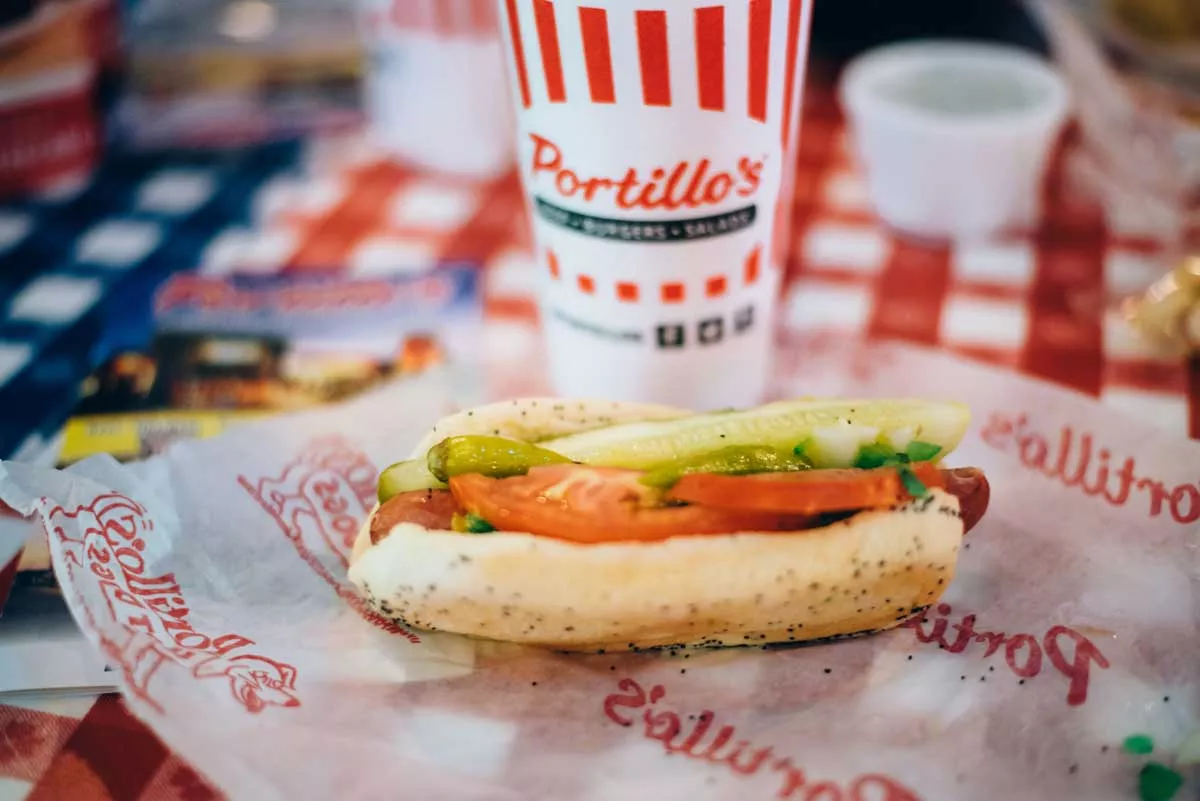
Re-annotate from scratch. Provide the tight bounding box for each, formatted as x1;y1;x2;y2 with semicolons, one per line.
780;78;1198;438
1;68;1198;801
210;73;1199;436
201;154;530;280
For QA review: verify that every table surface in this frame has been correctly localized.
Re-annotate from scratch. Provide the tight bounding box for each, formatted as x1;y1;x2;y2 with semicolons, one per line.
0;74;1196;801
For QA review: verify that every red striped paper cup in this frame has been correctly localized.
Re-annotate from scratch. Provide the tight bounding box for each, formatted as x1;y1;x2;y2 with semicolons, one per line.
358;0;516;178
498;0;813;408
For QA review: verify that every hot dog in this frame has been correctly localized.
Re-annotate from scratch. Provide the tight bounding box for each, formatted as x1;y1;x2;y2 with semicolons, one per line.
348;396;990;653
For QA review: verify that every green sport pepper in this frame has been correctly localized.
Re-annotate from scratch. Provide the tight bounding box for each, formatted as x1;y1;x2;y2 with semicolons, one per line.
639;445;812;489
427;435;572;483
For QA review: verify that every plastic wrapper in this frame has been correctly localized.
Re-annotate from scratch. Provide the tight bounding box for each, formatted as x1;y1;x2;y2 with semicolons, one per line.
0;342;1196;801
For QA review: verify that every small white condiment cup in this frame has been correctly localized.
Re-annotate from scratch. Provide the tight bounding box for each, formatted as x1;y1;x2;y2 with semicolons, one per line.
839;40;1072;242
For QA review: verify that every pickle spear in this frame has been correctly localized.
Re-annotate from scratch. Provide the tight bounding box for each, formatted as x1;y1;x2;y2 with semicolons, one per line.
639;446;811;489
378;459;446;503
427;435;572;482
539;399;970;470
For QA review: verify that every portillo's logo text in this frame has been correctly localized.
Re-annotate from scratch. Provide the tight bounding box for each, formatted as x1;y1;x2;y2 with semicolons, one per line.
981;411;1199;525
903;604;1109;707
46;493;301;715
602;678;922;799
530;134;764;210
239;436;421;643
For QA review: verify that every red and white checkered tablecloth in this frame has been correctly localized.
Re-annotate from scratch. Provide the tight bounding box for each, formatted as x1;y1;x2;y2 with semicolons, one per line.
0;70;1197;801
203;70;1197;437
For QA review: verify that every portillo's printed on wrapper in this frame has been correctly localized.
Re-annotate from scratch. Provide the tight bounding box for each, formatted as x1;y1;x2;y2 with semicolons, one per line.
1;344;1199;801
498;0;814;408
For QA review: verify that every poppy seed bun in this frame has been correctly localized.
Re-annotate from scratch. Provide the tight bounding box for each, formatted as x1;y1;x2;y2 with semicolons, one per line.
348;491;961;652
348;397;967;652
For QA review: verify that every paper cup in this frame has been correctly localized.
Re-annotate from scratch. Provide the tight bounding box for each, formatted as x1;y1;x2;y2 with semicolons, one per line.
358;0;517;178
839;41;1071;242
497;0;814;409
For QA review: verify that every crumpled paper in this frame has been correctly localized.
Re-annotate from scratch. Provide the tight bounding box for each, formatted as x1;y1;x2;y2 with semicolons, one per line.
0;344;1197;801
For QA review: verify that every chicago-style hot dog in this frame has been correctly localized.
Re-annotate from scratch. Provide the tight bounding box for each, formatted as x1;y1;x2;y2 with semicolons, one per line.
348;397;990;652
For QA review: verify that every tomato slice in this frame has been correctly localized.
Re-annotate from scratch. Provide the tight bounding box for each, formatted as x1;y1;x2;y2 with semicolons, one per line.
667;462;946;516
370;489;461;544
449;464;814;544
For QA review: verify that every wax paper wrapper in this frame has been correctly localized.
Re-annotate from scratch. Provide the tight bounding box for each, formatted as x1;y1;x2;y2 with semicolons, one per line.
1;343;1198;801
